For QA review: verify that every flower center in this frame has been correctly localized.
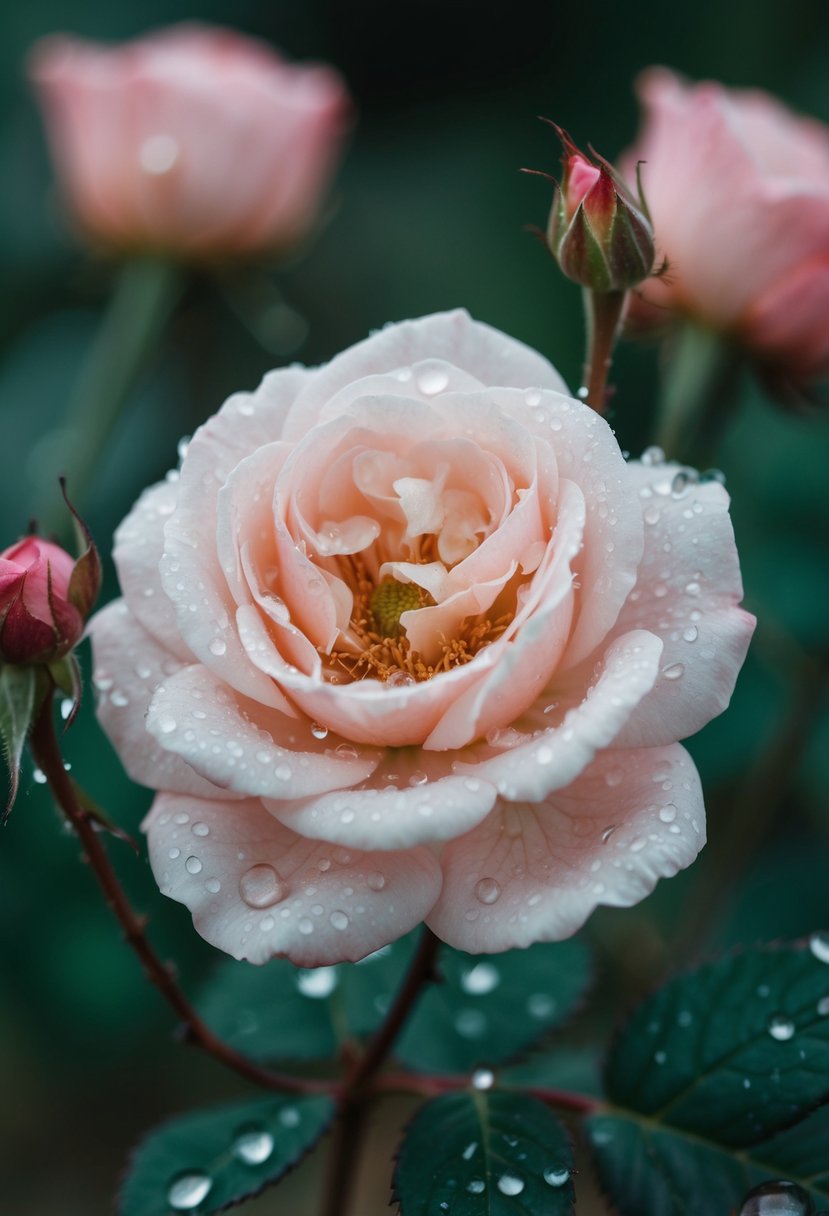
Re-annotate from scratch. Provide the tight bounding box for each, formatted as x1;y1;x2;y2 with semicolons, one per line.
369;578;423;638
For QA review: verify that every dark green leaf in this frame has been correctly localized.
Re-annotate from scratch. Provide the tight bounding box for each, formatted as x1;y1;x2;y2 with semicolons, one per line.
119;1093;334;1216
198;937;415;1065
0;664;37;821
395;938;591;1073
394;1089;575;1215
501;1045;603;1098
589;938;829;1215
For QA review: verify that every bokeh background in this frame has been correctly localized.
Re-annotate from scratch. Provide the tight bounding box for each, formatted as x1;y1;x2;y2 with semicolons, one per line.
2;1;829;1212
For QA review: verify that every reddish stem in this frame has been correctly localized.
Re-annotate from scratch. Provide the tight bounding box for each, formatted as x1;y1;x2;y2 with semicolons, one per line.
30;691;326;1096
375;1071;602;1116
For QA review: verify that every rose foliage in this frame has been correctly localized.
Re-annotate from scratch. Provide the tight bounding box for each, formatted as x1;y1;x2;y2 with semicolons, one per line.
90;311;754;967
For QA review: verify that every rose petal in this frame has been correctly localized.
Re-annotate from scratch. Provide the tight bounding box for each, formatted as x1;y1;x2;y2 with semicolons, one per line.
89;600;232;798
267;748;498;851
146;662;380;798
608;463;755;747
281;309;567;441
113;479;192;659
427;744;704;952
451;629;663;800
144;793;443;966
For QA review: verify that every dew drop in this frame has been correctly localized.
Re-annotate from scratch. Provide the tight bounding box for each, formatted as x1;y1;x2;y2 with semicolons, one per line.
767;1014;795;1041
416;366;449;396
386;670;416;688
310;722;329;740
298;918;315;935
158;715;177;734
471;1068;494;1090
461;962;500;995
544;1166;570;1188
640;445;665;466
33;768;47;785
809;931;829;964
297;966;338;998
366;871;386;892
474;877;501;905
497;1175;524;1196
601;825;617;844
330;910;349;931
208;637;227;657
184;856;202;875
205;878;221;894
817;996;829;1016
192;822;210;837
455;1009;487;1038
527;993;556;1019
685;580;701;597
167;1172;212;1210
462;1142;477;1161
682;625;699;643
739;1179;812;1215
59;697;74;721
239;864;285;909
658;804;678;823
466;1179;486;1195
233;1126;274;1165
662;662;685;681
168;847;181;860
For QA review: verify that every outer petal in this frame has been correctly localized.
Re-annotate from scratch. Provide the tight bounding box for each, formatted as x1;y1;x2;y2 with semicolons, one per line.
160;366;308;708
267;748;498;851
281;310;567;441
145;663;380;798
451;629;663;801
428;744;704;953
609;463;755;748
89;600;232;799
113;478;191;659
144;793;443;966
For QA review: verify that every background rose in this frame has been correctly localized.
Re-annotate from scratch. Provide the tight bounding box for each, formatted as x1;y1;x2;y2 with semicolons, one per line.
90;311;754;967
0;536;82;663
29;24;351;260
622;67;829;384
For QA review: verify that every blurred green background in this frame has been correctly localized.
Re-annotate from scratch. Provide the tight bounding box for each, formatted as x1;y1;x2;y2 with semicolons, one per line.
2;1;829;1212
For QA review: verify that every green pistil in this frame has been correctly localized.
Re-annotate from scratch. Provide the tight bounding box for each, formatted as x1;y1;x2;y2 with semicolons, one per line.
370;578;423;638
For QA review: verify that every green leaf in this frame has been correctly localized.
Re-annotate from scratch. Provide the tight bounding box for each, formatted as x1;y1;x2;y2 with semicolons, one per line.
395;938;591;1073
501;1045;603;1098
198;937;415;1065
119;1093;334;1216
588;937;829;1215
0;664;37;821
394;1090;575;1214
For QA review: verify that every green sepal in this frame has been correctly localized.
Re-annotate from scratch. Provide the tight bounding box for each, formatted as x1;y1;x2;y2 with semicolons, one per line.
0;664;41;822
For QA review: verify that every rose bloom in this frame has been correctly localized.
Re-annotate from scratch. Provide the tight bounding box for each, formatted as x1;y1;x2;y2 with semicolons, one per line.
623;67;829;384
29;24;350;260
90;312;754;966
0;537;83;664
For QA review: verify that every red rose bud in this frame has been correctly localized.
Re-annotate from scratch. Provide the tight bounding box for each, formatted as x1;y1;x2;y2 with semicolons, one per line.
546;126;655;293
0;533;100;665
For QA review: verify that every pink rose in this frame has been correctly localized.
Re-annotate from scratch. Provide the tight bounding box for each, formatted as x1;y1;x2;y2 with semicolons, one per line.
0;537;83;663
623;67;829;383
29;24;350;260
90;311;754;966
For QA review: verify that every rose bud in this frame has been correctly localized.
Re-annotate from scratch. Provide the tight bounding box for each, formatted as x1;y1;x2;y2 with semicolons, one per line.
621;68;829;388
0;534;99;665
546;126;655;293
28;24;351;262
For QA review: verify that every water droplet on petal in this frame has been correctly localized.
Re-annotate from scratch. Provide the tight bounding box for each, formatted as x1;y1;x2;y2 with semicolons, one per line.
662;663;685;681
239;864;285;909
658;804;678;823
416;366;450;396
184;856;202;875
233;1126;275;1165
767;1014;795;1041
192;822;209;837
366;871;386;892
682;625;699;643
208;637;227;657
330;910;349;931
310;722;329;740
474;877;501;905
167;1172;212;1210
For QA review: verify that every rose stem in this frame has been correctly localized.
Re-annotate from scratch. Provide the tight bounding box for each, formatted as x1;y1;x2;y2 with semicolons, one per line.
319;927;442;1216
29;688;326;1096
582;288;626;413
41;256;183;536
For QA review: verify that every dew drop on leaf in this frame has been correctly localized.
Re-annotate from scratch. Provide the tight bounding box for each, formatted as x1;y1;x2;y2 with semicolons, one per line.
232;1126;275;1165
167;1172;212;1210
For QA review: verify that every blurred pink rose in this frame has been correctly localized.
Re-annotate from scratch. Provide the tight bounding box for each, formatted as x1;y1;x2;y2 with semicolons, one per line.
0;537;83;663
29;24;351;260
90;312;754;966
623;67;829;383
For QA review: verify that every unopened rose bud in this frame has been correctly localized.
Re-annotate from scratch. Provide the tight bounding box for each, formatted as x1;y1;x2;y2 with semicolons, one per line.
546;126;655;293
0;533;99;665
